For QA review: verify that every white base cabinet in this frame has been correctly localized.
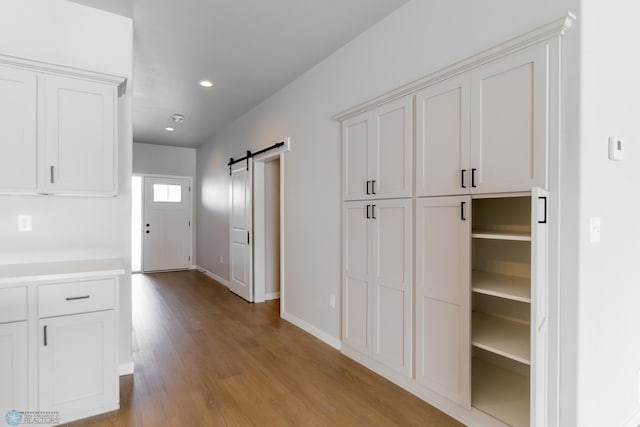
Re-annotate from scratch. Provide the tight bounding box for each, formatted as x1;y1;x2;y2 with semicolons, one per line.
0;260;124;425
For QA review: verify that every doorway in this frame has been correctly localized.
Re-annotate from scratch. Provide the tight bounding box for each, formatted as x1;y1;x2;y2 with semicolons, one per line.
141;175;193;272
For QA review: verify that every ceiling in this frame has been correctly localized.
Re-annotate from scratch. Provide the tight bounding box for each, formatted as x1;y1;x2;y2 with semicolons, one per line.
68;0;409;148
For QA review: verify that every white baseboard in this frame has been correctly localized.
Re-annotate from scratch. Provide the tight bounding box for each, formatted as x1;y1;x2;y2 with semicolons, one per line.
266;291;280;300
282;311;341;350
195;265;229;287
119;361;134;376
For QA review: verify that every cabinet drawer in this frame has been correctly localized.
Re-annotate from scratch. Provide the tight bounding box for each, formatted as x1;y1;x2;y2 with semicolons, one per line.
38;279;115;318
0;287;27;323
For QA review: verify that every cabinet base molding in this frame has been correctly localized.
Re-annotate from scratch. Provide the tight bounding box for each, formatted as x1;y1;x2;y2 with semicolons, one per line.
281;312;341;350
60;402;119;426
341;345;508;427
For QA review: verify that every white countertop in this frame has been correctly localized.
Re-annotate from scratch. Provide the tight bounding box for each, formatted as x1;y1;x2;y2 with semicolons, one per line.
0;259;125;285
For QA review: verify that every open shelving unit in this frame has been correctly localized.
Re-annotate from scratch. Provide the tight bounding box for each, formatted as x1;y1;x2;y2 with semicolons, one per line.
471;196;532;426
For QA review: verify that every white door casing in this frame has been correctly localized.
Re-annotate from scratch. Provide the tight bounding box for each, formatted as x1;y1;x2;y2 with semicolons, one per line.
142;176;192;272
415;196;471;407
229;161;253;302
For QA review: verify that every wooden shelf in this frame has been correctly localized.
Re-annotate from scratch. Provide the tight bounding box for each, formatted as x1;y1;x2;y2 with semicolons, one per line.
472;357;530;427
472;312;530;365
472;270;531;303
472;230;531;241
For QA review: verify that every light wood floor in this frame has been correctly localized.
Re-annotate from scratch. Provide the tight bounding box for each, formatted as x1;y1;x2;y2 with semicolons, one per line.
71;270;463;427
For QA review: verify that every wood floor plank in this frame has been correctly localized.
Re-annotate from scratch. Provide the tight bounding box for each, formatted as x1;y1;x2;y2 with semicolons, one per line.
68;271;463;427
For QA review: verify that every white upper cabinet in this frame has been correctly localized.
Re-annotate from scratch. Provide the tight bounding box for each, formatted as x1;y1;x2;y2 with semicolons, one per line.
41;75;116;195
415;77;470;197
0;66;37;191
470;44;549;194
343;96;412;200
416;42;550;197
0;56;124;197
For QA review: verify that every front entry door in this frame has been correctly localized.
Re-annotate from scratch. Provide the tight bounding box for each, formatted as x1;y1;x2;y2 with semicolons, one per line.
229;161;253;302
142;176;191;272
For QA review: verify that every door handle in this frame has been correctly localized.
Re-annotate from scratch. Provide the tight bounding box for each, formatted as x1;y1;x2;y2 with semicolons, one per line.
461;169;466;189
66;295;90;301
461;201;466;221
371;205;376;219
471;168;477;188
247;231;250;245
50;166;54;184
366;204;371;219
366;180;371;195
538;196;548;224
44;325;48;346
371;180;376;195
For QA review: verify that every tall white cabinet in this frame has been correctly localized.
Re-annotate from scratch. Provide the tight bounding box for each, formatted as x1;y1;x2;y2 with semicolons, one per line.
339;16;567;427
0;55;125;196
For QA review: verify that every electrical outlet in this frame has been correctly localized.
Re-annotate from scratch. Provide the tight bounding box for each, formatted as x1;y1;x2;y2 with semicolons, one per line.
18;214;32;232
329;293;336;309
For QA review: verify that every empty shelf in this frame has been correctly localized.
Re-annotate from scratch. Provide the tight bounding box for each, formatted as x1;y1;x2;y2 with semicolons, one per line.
472;312;530;365
472;230;531;241
472;271;531;303
472;357;530;427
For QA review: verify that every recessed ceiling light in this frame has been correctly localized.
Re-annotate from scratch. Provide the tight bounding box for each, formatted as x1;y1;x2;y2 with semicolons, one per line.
199;80;214;88
165;127;175;132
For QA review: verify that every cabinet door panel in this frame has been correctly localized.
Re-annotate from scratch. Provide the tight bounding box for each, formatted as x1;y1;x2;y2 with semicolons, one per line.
415;196;471;407
343;116;369;200
416;77;470;197
371;199;412;376
471;44;548;193
0;322;28;415
371;97;413;199
43;75;116;194
39;310;116;417
0;66;37;191
343;202;371;351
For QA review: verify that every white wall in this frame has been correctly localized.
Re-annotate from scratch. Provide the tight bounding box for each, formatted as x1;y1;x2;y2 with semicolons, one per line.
0;0;133;371
197;4;580;423
576;1;640;425
133;142;196;177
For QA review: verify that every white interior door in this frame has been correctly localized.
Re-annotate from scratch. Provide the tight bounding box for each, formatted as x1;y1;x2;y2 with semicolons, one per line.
142;176;192;272
229;161;253;302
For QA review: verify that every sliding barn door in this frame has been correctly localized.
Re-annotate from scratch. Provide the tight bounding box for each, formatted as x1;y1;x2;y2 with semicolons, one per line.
229;161;254;302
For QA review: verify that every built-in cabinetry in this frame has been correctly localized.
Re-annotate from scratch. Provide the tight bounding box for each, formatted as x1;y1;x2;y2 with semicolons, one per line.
342;96;413;200
0;260;124;424
343;198;412;377
0;56;125;196
415;43;549;197
339;15;568;427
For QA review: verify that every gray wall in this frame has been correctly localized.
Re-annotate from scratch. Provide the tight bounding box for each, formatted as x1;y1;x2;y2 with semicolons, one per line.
0;0;134;371
133;142;196;177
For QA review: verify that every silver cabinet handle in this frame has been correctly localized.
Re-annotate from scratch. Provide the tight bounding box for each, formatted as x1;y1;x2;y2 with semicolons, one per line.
50;166;54;183
66;295;90;301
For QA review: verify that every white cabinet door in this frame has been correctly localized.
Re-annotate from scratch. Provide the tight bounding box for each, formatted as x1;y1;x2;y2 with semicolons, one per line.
0;322;28;415
531;187;549;427
343;114;370;201
342;96;412;200
416;77;470;197
39;310;117;419
370;198;412;376
342;201;372;352
41;75;116;195
470;44;549;194
415;196;471;407
370;97;413;199
0;66;37;192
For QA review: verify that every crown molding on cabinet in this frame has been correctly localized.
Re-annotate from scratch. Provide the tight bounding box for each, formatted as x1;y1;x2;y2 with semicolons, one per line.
334;12;576;121
0;53;128;96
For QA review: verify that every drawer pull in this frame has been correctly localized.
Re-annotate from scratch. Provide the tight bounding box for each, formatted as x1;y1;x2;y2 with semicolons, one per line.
66;295;91;301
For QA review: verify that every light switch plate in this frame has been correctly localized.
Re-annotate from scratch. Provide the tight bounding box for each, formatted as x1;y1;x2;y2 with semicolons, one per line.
608;137;624;161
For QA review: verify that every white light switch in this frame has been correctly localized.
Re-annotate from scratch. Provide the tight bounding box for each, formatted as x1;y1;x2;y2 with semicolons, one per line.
329;293;336;309
18;214;32;232
608;137;624;161
589;217;601;243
